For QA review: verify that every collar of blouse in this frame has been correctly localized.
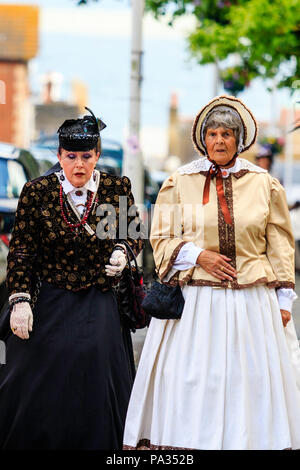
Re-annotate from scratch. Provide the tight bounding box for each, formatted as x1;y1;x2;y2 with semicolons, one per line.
205;156;241;179
60;169;98;195
59;169;98;216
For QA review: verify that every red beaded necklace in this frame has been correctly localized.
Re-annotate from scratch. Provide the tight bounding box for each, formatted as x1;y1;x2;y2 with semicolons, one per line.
59;184;94;234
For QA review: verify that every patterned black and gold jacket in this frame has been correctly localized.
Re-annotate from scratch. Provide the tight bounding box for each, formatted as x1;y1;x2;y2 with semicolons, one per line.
7;171;144;296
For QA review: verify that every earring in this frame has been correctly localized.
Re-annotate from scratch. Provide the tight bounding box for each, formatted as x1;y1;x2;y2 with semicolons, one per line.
93;170;96;181
60;170;65;181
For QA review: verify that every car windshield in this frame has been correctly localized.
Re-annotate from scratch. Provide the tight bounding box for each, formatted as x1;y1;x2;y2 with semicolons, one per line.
0;158;27;198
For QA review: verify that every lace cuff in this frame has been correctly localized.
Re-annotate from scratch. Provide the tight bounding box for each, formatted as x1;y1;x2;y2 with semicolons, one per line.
173;242;203;269
277;288;298;313
9;292;31;302
163;242;203;282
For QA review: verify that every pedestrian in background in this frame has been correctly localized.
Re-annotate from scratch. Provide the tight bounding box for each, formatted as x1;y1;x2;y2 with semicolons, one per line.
255;144;274;172
123;95;300;450
0;109;143;449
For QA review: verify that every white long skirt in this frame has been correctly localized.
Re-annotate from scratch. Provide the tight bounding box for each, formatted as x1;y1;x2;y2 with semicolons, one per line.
123;285;300;450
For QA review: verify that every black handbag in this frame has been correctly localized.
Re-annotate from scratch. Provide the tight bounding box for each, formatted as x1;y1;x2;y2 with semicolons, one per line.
114;241;150;332
141;254;185;320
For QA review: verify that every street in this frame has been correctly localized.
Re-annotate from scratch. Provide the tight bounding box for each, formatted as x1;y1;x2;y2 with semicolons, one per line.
132;273;300;367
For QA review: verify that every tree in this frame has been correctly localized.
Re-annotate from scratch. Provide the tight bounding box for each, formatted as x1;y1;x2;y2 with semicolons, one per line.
75;0;300;95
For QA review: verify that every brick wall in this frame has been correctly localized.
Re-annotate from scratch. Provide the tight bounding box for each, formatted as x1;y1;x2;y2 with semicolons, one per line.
0;61;30;147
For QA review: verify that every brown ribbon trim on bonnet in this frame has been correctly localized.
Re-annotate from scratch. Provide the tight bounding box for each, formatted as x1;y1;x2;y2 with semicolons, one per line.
203;154;237;225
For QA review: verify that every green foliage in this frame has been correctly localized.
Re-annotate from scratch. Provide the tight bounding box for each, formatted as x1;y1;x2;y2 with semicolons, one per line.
147;0;300;93
220;64;254;95
146;0;240;25
74;0;300;94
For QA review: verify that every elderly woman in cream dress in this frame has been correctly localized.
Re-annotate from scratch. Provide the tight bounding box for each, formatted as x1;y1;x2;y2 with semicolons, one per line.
123;95;300;451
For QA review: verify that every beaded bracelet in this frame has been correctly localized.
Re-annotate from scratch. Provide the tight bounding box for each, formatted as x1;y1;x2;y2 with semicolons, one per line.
9;297;31;312
114;245;127;255
9;292;31;302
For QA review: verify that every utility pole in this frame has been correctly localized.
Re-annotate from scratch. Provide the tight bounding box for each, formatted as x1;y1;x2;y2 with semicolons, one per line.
212;62;220;97
122;0;144;206
284;104;294;190
269;80;278;136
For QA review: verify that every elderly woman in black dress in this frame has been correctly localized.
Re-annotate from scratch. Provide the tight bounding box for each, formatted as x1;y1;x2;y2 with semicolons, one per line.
0;109;143;449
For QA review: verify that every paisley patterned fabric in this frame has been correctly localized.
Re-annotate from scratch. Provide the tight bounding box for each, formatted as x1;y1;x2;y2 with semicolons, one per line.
7;172;144;296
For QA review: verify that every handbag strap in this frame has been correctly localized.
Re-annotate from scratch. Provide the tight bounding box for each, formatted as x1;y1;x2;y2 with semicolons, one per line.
153;251;166;281
119;240;139;278
157;252;165;274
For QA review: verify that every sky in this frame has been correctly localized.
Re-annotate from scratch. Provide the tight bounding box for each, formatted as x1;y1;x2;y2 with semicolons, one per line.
0;0;294;163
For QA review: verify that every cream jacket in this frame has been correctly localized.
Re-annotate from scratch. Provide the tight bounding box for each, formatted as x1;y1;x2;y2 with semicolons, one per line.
150;157;295;289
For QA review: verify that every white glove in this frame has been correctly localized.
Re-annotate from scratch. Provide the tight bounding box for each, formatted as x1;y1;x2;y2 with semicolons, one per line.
105;249;127;277
10;302;33;340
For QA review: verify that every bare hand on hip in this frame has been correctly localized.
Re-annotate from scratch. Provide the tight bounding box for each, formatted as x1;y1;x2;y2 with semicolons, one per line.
280;309;291;327
196;250;237;281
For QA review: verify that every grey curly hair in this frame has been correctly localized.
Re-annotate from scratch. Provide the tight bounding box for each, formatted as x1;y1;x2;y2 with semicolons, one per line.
201;106;245;154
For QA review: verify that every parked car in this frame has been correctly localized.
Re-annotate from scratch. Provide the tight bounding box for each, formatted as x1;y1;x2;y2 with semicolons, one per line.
0;142;42;233
31;134;160;202
30;146;121;177
0;142;43;311
31;134;123;174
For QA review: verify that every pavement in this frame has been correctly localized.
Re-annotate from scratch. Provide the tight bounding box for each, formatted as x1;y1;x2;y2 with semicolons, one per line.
132;273;300;368
132;328;147;369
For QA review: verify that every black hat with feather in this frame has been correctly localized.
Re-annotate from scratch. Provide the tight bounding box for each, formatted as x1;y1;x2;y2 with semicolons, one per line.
57;107;106;151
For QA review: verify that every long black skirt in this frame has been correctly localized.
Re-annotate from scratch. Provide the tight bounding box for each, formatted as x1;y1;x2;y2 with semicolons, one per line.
0;282;134;450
